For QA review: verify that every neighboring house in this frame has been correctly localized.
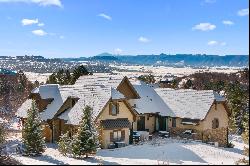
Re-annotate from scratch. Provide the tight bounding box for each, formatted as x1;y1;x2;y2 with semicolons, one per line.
155;88;230;146
16;74;230;148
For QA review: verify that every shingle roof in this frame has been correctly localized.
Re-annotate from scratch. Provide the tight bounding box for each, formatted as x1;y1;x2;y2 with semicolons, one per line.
154;88;225;120
128;82;175;117
100;118;131;129
16;99;32;118
16;74;126;123
16;85;64;121
56;74;130;125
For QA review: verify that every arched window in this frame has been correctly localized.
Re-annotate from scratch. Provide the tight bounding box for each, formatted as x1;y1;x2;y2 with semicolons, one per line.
212;118;219;129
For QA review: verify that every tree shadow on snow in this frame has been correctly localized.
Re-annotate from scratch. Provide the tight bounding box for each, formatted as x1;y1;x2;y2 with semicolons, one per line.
216;147;245;156
97;143;208;164
84;157;120;165
29;154;67;165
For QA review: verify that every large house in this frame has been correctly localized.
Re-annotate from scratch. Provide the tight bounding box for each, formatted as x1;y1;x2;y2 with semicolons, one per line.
16;74;230;148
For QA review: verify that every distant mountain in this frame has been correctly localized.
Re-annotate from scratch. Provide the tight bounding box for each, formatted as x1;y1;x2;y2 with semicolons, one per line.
64;53;249;67
95;52;114;57
90;55;119;61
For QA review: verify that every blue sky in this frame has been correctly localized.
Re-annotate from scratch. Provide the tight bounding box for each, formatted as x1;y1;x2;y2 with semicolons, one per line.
0;0;249;58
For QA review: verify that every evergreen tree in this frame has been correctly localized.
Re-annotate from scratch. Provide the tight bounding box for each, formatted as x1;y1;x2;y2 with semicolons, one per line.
184;79;193;89
71;65;90;84
58;131;71;156
22;100;46;156
138;74;156;84
72;105;98;158
225;81;248;134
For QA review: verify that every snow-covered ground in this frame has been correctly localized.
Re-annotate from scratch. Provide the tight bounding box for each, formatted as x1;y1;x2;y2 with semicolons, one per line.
4;133;248;165
111;65;241;77
24;72;52;83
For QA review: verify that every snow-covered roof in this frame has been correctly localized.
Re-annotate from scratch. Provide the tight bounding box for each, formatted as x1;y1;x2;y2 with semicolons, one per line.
58;85;112;125
111;87;125;100
16;99;32;118
56;74;128;125
154;88;225;120
74;74;124;88
16;74;128;123
16;85;64;121
128;82;175;117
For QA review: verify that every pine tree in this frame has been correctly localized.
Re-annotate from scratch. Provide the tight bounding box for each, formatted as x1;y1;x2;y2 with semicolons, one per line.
72;105;98;158
58;131;71;156
22;100;46;156
71;65;90;84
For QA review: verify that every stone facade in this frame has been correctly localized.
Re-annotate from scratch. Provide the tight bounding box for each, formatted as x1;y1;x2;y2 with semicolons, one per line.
169;127;228;147
202;127;228;147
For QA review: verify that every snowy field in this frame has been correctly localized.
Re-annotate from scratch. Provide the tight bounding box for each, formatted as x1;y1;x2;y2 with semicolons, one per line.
4;133;248;165
111;65;241;77
23;65;242;85
24;72;52;83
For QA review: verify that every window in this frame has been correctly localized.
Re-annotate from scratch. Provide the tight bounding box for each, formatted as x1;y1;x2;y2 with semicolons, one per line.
112;103;117;115
172;118;176;127
212;118;219;129
110;102;119;116
113;131;122;142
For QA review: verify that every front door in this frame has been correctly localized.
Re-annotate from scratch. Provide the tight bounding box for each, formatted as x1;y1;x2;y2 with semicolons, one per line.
158;116;166;131
137;116;145;131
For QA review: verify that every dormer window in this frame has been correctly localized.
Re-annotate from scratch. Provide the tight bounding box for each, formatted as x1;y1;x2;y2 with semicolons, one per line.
112;104;117;115
109;102;119;116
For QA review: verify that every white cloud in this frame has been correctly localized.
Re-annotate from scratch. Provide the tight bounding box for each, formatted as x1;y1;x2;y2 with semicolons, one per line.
22;18;38;26
237;8;249;16
98;13;112;21
32;29;47;36
114;48;122;55
208;40;218;46
138;36;150;43
38;22;44;26
222;20;234;25
207;40;226;46
192;23;216;31
0;0;62;7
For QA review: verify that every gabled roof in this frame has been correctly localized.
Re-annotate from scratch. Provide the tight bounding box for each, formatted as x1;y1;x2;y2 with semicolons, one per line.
128;82;175;117
58;85;113;125
16;99;32;118
16;84;64;121
154;88;226;120
111;88;125;100
57;75;140;125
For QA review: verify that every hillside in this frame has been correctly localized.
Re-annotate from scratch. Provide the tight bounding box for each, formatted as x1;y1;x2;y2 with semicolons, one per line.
64;53;249;67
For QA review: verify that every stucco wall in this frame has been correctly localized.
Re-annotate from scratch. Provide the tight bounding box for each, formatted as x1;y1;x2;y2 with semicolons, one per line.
168;103;229;147
145;114;156;133
98;100;134;124
168;117;201;130
168;103;228;131
100;128;130;149
200;103;229;130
